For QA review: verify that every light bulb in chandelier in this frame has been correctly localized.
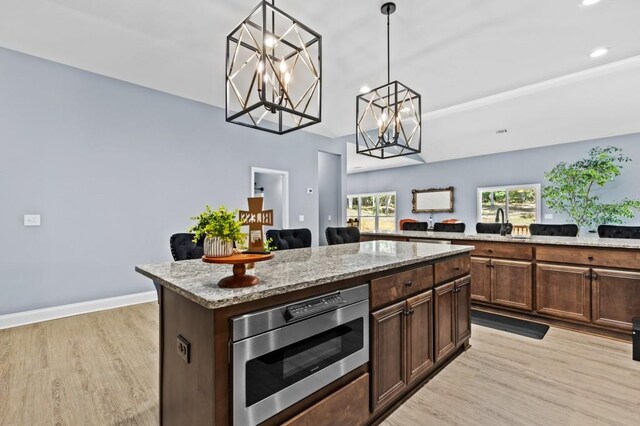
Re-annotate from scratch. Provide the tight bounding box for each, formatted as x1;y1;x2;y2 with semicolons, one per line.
265;36;276;48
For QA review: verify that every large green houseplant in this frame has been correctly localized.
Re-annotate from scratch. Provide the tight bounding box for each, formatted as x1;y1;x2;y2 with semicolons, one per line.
542;146;640;232
189;205;246;257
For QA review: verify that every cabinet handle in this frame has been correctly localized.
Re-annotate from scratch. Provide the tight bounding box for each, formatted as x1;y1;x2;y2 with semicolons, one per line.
487;249;493;253
592;272;598;280
404;280;413;287
485;264;491;268
588;256;594;261
453;266;460;271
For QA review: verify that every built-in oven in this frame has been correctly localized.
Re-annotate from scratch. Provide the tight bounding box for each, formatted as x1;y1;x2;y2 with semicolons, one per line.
231;284;369;426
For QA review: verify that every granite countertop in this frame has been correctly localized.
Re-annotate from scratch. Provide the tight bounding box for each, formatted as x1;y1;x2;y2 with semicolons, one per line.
135;241;473;309
361;230;640;249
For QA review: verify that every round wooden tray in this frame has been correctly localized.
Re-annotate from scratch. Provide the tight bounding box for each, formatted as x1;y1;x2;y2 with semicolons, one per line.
202;252;274;288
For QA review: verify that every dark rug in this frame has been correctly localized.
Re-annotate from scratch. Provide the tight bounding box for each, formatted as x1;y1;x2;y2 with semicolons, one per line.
471;310;549;339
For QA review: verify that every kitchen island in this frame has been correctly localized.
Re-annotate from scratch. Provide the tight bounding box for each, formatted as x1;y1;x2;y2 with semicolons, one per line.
362;230;640;339
136;241;474;426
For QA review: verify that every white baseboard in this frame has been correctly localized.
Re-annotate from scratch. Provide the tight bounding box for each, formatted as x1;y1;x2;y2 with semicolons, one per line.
0;290;158;330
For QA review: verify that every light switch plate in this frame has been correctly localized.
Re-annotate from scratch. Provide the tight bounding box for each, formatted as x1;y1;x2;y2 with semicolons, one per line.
328;215;332;221
24;215;41;226
299;215;305;222
544;214;553;220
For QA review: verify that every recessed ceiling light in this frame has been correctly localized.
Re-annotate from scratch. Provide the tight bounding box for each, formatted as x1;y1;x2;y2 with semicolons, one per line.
590;47;609;58
581;0;601;6
359;85;371;93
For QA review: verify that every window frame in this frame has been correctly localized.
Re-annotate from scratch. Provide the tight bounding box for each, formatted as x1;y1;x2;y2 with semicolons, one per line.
347;191;397;233
476;184;541;225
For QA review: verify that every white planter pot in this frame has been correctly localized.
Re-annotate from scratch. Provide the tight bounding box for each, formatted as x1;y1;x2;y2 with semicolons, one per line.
204;237;234;258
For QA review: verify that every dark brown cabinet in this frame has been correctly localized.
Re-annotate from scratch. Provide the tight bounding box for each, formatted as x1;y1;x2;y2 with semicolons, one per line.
470;257;491;303
491;259;533;311
591;268;640;330
371;301;406;411
406;291;434;384
434;282;455;362
371;290;435;412
470;257;532;311
455;276;471;345
536;263;591;322
434;277;470;363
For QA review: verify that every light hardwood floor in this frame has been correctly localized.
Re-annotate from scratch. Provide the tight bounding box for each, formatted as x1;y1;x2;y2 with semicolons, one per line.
0;303;159;425
1;303;638;425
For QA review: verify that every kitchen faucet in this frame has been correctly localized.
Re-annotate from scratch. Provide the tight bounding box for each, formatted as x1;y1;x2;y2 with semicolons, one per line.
495;208;511;236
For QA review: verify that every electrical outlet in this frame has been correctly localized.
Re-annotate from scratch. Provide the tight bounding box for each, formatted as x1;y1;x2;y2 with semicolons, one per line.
298;215;305;222
177;335;190;363
328;215;332;221
24;215;41;227
544;213;553;220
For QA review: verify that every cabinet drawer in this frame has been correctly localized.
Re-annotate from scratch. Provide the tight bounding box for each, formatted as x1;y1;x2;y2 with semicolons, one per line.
371;265;434;309
536;246;640;269
434;256;471;284
469;241;533;260
283;373;370;426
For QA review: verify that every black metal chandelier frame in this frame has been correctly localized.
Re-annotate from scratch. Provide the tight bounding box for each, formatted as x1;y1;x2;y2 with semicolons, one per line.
356;2;422;159
225;0;322;135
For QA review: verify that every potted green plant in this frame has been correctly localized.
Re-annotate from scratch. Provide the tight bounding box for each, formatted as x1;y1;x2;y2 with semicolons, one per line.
189;205;246;258
542;146;640;234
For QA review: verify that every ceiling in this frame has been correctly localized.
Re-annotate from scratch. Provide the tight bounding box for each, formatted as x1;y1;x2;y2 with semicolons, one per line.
2;0;640;172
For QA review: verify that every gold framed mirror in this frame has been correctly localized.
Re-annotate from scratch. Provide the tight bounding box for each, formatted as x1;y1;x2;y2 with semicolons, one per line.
412;187;454;213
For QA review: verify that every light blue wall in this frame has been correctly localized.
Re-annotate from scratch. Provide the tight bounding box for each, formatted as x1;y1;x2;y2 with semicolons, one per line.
347;133;640;229
0;48;345;315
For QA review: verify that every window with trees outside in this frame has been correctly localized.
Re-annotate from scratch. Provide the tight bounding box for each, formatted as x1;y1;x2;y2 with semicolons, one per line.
477;184;541;227
347;192;396;232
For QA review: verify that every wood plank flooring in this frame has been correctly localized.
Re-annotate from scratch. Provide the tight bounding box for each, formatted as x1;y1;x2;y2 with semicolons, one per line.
381;325;640;426
0;303;159;425
1;302;638;425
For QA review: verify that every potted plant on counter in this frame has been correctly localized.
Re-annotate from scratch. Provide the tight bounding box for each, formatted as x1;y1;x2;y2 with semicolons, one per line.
189;205;246;258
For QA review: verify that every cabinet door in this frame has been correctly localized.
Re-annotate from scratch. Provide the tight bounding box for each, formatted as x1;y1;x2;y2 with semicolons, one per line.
470;257;491;302
371;301;407;411
491;259;533;311
592;268;640;330
434;282;456;362
536;263;591;322
406;291;434;384
455;276;472;345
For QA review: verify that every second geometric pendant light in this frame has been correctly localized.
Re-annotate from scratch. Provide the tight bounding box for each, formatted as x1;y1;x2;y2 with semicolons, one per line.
356;2;422;159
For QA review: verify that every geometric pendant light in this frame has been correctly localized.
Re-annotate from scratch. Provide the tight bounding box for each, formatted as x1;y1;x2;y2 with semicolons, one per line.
226;1;322;134
356;2;422;158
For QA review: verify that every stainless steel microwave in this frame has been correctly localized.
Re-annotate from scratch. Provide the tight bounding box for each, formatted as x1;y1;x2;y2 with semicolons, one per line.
231;284;370;426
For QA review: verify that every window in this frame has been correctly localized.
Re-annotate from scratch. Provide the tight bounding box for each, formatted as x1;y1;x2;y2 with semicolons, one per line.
347;192;396;232
477;184;541;227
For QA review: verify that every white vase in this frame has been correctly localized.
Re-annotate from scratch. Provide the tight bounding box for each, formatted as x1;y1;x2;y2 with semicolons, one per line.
204;236;234;258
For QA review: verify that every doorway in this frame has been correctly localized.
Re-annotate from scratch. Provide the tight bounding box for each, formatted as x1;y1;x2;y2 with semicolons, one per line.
250;167;289;230
318;152;342;245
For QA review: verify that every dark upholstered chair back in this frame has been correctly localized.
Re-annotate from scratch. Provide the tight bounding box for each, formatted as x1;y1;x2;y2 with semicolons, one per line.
597;225;640;239
529;224;578;237
476;223;503;234
433;222;466;233
266;228;312;250
325;227;360;245
170;233;204;261
402;222;430;231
